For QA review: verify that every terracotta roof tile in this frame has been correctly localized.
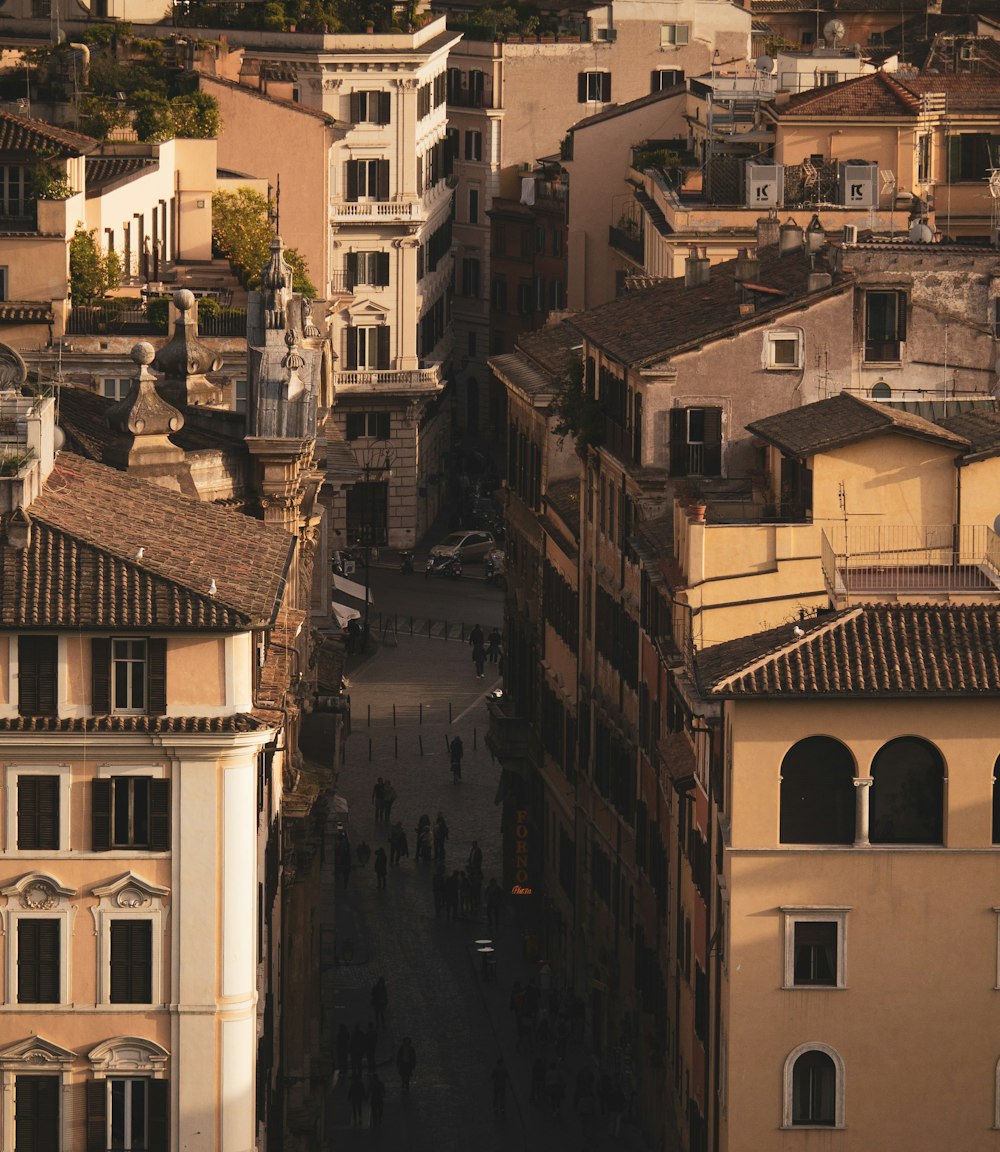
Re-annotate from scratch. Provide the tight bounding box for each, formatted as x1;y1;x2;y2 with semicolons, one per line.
17;453;294;629
569;246;846;366
571;85;683;133
697;603;1000;696
775;71;1000;117
935;406;1000;456
85;155;157;191
0;304;53;324
0;108;97;156
746;391;969;455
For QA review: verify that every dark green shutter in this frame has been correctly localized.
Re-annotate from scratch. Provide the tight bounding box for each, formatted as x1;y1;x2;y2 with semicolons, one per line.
376;326;390;370
92;778;112;851
346;327;358;370
150;779;170;851
604;73;612;101
18;776;59;850
16;1076;60;1152
147;638;167;716
111;920;152;1003
92;638;111;714
378;91;391;124
703;407;722;475
346;252;358;287
86;1080;106;1152
346;160;359;202
376;159;390;201
18;919;59;1003
350;90;361;122
578;72;587;102
148;1080;169;1152
376;251;390;286
669;409;687;477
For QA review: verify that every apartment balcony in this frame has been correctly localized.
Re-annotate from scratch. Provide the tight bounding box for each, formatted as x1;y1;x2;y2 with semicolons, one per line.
821;523;1000;602
609;224;644;264
485;694;542;768
330;198;419;223
333;366;444;394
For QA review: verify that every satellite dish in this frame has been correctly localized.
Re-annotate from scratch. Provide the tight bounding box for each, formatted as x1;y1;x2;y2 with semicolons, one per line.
823;18;846;47
755;54;774;74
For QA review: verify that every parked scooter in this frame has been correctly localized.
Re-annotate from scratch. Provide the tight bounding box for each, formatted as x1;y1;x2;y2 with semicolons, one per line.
399;549;415;575
484;549;506;585
426;554;463;579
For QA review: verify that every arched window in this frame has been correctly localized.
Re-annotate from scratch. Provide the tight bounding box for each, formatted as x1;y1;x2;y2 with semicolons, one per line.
871;380;891;400
780;736;856;844
993;756;1000;845
870;737;944;845
783;1043;845;1128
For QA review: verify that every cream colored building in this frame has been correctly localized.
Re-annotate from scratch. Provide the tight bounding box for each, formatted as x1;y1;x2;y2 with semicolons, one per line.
442;0;752;429
199;20;461;545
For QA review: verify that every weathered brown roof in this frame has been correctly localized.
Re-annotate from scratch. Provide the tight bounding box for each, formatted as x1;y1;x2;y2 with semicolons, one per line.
9;453;294;629
516;321;580;377
697;604;1000;697
86;155;157;192
746;392;969;455
0;714;271;733
775;70;1000;118
200;74;342;125
0;109;97;156
569;245;846;367
935;406;1000;458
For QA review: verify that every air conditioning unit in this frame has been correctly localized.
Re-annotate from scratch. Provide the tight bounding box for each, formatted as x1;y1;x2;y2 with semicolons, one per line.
839;161;878;208
745;163;784;209
842;223;858;244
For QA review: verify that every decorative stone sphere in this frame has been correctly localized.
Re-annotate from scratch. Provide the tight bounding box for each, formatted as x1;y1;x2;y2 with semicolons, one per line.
173;288;195;311
131;342;156;366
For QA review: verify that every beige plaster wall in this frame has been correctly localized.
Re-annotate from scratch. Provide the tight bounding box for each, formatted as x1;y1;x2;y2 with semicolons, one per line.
169;636;226;709
724;695;1000;1150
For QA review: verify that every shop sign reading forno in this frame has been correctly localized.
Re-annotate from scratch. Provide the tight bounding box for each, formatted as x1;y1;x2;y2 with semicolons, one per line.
513;809;532;894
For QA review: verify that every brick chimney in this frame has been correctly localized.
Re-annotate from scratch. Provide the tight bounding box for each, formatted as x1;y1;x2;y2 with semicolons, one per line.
734;247;760;282
684;247;711;288
756;209;780;249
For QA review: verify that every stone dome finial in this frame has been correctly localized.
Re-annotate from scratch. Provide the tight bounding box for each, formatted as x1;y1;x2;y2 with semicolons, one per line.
152;291;226;408
282;328;305;372
262;233;294;330
105;342;185;459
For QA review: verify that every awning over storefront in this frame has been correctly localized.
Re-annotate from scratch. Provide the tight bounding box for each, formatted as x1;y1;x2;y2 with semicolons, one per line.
332;573;374;604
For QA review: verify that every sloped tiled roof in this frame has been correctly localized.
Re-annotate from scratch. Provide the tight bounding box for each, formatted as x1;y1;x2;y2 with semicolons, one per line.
571;85;683;133
7;453;294;629
697;604;1000;697
200;74;341;125
746;392;969;455
775;70;1000;118
568;245;846;367
935;406;1000;457
0;109;97;156
85;155;157;191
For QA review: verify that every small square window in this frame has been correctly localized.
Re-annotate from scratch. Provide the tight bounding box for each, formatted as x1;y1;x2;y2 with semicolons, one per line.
660;23;690;46
782;908;847;988
766;331;803;369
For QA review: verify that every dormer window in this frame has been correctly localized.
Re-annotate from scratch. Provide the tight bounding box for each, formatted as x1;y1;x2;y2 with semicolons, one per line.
92;638;167;716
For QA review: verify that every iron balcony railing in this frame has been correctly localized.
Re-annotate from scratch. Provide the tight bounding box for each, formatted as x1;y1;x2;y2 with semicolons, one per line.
609;225;644;264
821;523;1000;596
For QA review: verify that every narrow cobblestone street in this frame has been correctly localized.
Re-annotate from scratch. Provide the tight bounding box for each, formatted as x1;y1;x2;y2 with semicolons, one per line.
319;628;651;1152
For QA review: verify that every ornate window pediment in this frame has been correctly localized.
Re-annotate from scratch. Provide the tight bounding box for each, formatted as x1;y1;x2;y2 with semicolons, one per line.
345;298;390;322
91;872;169;909
1;872;76;909
89;1036;169;1077
0;1035;75;1068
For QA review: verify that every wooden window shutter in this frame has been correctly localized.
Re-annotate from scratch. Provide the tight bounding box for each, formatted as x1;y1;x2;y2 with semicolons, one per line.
92;778;112;851
896;291;907;342
150;779;170;851
377;326;390;370
668;409;688;476
148;1080;168;1152
346;327;358;370
703;407;723;475
377;159;390;202
378;91;391;124
604;73;612;101
111;920;152;1003
17;1075;60;1152
86;1080;107;1152
18;919;59;1003
18;775;59;850
91;638;111;714
578;72;587;102
346;160;359;202
18;635;58;717
147;638;167;716
346;252;358;285
377;251;390;286
349;90;361;122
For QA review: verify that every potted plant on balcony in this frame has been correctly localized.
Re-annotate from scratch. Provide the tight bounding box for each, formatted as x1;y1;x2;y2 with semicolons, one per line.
677;477;707;522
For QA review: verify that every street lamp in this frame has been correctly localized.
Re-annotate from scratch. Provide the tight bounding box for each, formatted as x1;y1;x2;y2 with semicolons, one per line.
354;438;394;647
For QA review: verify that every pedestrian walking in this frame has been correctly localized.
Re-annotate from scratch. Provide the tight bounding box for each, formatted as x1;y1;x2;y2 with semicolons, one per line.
432;867;445;917
433;812;449;862
348;1072;367;1127
383;779;397;822
335;1023;350;1080
487;626;502;662
470;623;486;678
374;847;387;889
450;735;464;782
349;1024;366;1078
397;1036;417;1097
371;776;385;823
365;1022;378;1072
468;839;483;876
485;878;502;927
371;977;388;1030
390;821;407;866
415;814;431;862
491;1058;509;1115
459;870;471;918
356;839;371;868
468;869;482;916
336;841;352;889
368;1072;385;1128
